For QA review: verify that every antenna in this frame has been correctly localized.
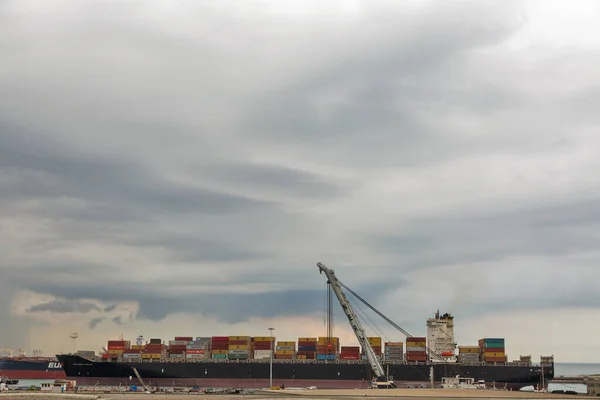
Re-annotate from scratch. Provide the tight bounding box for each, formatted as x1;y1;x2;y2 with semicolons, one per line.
69;333;78;354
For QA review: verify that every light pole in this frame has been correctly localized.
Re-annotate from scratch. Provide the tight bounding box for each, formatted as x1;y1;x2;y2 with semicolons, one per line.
268;327;275;388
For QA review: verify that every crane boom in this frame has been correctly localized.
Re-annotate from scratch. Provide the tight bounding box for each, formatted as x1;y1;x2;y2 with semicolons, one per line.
317;262;395;387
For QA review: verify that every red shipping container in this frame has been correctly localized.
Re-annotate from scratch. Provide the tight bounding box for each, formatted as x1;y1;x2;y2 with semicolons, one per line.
406;356;427;361
142;351;162;354
107;345;126;350
341;346;360;351
174;337;193;341
212;336;229;342
406;337;426;341
482;347;505;353
123;349;141;354
340;355;359;360
170;345;186;351
186;349;205;354
275;354;294;359
108;340;126;346
229;340;249;345
170;349;184;354
101;353;110;359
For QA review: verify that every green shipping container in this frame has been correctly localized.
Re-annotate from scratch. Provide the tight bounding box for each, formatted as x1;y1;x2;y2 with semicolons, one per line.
211;354;227;359
484;342;505;348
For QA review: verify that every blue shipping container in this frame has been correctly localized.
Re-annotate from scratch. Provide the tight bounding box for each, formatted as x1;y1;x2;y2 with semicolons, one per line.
483;338;504;342
298;346;316;351
316;354;336;360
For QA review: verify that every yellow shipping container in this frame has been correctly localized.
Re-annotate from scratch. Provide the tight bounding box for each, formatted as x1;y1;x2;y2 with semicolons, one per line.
296;354;307;360
367;337;382;343
386;342;403;346
141;354;152;359
131;345;145;350
229;336;250;340
108;349;124;354
212;350;228;354
277;341;295;346
253;337;274;342
275;350;295;355
406;341;426;346
229;345;250;350
151;354;161;359
484;352;506;358
298;337;317;342
318;337;339;344
458;346;480;354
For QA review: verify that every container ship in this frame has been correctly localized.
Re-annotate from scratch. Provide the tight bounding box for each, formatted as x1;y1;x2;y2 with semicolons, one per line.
56;313;554;390
56;265;554;390
0;356;66;380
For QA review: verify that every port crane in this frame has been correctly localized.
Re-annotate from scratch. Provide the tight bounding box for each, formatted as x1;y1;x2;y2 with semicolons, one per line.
317;262;396;388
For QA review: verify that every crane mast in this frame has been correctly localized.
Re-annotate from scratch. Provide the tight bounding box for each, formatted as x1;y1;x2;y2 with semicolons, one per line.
317;262;395;387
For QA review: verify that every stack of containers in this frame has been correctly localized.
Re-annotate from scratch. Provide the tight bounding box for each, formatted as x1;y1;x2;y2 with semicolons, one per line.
317;337;339;360
367;337;382;356
275;341;295;359
107;340;128;358
211;336;229;359
457;346;479;363
384;342;404;361
479;338;506;362
340;346;360;360
169;338;189;359
143;340;164;360
186;337;211;360
405;337;427;362
253;336;274;359
122;348;141;360
228;336;251;360
297;337;317;360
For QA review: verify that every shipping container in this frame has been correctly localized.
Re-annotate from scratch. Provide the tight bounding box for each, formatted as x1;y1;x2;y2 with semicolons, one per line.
341;346;360;351
276;346;295;351
296;354;307;360
107;349;124;355
186;354;208;359
482;347;505;353
174;336;193;341
195;337;212;341
483;357;506;363
229;336;251;340
212;336;229;342
169;354;184;358
298;337;317;342
483;351;506;358
277;341;295;346
253;336;275;342
253;350;272;359
185;349;205;354
108;340;127;346
123;349;141;354
212;354;227;359
406;346;426;352
149;339;162;344
131;345;144;350
122;353;140;358
276;350;294;355
169;340;189;346
211;349;228;355
458;346;480;353
275;353;294;359
298;346;316;351
316;354;337;360
340;355;360;360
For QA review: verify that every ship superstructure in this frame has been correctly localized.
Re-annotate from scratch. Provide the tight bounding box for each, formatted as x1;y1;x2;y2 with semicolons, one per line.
426;311;457;362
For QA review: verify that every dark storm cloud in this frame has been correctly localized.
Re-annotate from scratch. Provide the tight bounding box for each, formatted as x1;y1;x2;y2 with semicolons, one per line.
27;299;101;313
104;305;117;312
368;197;600;270
89;317;105;330
18;276;401;323
0;124;275;217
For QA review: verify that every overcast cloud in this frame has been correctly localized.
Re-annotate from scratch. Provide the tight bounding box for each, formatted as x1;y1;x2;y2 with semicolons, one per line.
1;0;600;362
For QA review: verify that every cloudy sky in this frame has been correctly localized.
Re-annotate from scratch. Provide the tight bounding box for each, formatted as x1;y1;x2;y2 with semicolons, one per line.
1;0;600;363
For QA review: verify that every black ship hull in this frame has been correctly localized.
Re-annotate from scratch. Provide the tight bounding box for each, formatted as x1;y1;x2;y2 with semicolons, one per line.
56;355;553;390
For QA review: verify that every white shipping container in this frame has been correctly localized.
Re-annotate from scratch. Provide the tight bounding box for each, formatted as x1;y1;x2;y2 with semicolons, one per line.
186;345;208;350
122;353;141;358
169;340;189;345
169;354;183;358
406;346;426;352
186;354;209;359
253;350;272;359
